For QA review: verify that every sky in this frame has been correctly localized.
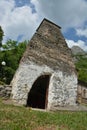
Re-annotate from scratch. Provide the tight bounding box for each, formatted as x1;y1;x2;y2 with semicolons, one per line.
0;0;87;51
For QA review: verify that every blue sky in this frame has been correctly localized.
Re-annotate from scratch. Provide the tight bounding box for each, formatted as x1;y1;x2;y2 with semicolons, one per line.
0;0;87;51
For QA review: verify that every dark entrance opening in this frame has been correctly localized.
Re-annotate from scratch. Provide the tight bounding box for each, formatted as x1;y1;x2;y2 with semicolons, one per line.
27;75;50;109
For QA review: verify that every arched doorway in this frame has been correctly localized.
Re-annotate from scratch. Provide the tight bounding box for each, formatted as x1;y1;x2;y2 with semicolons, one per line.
27;75;50;109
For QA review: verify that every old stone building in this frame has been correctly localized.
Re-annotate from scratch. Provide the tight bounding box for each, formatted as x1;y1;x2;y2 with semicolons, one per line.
11;19;77;110
77;81;87;104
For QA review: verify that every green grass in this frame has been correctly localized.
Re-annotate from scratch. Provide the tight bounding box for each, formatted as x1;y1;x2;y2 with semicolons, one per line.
0;99;87;130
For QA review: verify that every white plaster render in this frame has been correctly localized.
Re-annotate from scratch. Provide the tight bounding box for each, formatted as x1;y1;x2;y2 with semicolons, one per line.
11;61;53;105
47;71;77;110
11;61;77;110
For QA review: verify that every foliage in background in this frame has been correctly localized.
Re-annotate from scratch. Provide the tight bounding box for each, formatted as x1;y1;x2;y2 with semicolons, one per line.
75;55;87;83
0;39;27;84
0;26;4;49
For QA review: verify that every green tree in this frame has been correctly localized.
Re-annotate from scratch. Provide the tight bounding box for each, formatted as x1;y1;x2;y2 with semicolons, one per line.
0;26;4;49
2;39;17;50
75;55;87;83
0;39;27;84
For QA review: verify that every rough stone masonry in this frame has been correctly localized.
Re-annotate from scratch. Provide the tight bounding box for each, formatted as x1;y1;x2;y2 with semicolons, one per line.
11;18;77;111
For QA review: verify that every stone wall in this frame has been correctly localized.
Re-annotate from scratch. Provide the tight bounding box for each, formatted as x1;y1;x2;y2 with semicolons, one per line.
77;81;87;104
11;61;77;110
11;19;77;110
0;85;12;98
21;19;75;74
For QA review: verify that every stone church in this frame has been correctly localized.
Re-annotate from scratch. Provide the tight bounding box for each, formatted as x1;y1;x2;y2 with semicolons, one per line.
11;18;77;110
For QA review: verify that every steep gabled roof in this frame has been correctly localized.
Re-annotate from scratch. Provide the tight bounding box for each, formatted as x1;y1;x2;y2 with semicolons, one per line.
21;18;75;73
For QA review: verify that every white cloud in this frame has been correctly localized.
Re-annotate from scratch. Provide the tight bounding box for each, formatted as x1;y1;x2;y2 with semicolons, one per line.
31;0;87;52
5;6;38;40
76;28;87;37
0;0;39;43
31;0;87;30
66;39;87;52
0;0;87;45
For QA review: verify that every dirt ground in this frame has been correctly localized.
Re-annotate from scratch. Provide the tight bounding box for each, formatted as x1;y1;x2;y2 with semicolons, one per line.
2;98;87;112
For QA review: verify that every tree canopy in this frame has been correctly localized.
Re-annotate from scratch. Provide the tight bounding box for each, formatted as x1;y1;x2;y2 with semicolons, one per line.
0;26;4;49
75;55;87;83
0;39;28;84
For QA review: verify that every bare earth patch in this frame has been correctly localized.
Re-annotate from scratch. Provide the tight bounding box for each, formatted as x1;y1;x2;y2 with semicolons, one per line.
3;99;87;111
33;125;57;130
34;125;70;130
